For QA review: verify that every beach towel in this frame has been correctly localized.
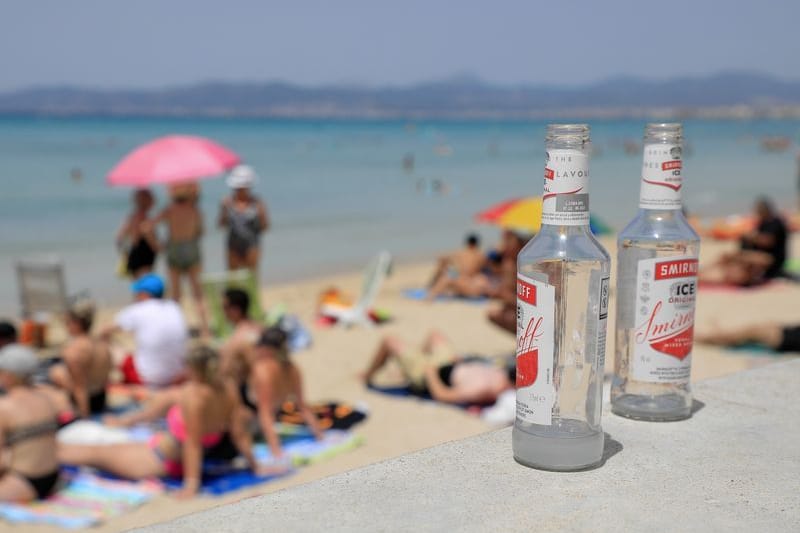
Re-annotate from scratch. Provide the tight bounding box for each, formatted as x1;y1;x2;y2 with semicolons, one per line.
367;383;486;413
0;471;163;530
276;401;368;433
402;288;488;303
724;343;780;356
253;429;364;467
58;421;363;496
784;258;800;278
161;430;363;495
160;461;291;496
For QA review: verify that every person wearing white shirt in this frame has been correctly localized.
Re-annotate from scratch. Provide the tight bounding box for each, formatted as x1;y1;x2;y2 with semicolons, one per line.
101;274;187;387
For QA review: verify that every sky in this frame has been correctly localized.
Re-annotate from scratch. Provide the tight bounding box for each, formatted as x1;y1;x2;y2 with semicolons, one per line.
1;0;798;92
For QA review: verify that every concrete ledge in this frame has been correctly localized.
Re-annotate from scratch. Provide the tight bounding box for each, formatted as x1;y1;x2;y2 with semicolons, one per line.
139;360;800;532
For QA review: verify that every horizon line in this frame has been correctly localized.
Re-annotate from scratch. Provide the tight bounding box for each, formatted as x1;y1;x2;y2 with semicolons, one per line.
2;69;799;95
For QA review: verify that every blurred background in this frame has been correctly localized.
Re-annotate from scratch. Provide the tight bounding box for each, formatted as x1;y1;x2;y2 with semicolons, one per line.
0;0;798;309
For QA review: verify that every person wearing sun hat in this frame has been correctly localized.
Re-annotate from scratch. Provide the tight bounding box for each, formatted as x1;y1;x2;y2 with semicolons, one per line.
99;273;188;388
218;165;270;272
0;344;62;501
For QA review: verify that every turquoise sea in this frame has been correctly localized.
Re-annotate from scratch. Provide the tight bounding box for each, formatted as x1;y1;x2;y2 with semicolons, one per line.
0;117;798;314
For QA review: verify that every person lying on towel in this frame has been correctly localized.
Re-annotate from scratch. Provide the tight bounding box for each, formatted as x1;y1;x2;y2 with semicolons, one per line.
362;330;515;405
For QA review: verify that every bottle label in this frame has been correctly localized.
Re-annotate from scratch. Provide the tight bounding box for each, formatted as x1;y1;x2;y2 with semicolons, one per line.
515;274;555;426
632;256;697;384
639;143;683;209
542;148;590;226
596;274;610;373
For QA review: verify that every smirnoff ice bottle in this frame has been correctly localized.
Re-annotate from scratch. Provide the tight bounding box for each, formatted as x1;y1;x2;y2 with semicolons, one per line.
513;124;610;471
611;123;700;421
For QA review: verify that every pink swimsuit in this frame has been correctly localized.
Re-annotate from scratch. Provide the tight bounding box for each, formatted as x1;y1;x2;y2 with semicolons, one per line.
148;405;223;478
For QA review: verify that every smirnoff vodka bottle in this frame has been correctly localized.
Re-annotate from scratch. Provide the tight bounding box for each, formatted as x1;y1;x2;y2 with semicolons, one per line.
513;124;610;471
611;123;700;421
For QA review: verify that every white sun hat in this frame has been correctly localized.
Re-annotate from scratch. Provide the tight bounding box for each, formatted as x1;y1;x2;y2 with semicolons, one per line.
226;164;259;189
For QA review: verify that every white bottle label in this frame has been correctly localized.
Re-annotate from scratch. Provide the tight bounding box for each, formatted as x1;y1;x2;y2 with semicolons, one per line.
541;149;590;226
596;275;610;373
639;143;683;209
632;256;697;384
515;274;555;425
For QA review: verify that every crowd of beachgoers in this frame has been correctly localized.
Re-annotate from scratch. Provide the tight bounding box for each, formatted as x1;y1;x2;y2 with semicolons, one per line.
1;159;798;507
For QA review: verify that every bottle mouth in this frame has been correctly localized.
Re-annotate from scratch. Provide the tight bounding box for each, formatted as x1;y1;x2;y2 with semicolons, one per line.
546;123;590;144
644;122;683;143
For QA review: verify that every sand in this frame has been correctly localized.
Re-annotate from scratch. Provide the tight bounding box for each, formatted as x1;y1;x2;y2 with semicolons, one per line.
3;235;799;533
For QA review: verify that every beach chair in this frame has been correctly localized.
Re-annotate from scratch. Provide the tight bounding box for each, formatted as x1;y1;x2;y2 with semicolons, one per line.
201;269;265;338
320;251;392;328
16;258;69;318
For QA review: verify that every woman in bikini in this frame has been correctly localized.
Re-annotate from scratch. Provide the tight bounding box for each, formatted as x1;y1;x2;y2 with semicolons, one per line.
116;188;159;279
0;345;62;502
155;183;209;336
59;345;269;498
218;165;269;272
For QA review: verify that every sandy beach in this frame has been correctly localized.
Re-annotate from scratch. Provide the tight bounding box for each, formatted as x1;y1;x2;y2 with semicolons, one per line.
3;234;799;533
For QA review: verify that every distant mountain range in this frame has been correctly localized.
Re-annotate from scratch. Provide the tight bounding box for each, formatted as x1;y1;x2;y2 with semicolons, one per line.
1;72;799;118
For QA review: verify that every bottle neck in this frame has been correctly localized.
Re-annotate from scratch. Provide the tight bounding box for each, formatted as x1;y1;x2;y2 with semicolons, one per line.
541;147;591;226
639;142;683;210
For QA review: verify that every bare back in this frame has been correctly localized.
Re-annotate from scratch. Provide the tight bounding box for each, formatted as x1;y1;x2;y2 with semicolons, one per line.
452;247;486;277
63;335;111;395
0;388;59;477
251;358;301;411
220;321;262;384
180;380;237;435
161;204;203;242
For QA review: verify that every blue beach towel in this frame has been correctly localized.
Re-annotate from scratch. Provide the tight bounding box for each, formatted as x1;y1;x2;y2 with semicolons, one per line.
402;288;487;303
160;430;363;496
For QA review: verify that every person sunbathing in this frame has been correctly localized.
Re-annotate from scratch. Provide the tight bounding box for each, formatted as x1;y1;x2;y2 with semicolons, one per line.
699;197;788;287
48;298;112;417
362;330;515;405
696;322;800;353
487;230;529;334
0;345;61;502
241;327;323;459
219;288;262;390
59;345;266;498
427;233;496;301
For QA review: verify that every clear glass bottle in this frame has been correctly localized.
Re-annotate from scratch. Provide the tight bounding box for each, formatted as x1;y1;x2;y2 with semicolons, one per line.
611;123;700;421
513;124;610;471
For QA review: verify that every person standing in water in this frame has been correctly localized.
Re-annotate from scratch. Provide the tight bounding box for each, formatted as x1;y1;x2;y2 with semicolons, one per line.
116;188;158;279
155;182;209;336
218;165;269;273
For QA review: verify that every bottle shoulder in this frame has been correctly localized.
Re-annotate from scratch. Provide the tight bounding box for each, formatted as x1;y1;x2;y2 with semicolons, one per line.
519;227;610;263
618;209;700;243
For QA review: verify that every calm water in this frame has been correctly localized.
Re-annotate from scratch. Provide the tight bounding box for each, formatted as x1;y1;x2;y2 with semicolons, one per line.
0;117;798;313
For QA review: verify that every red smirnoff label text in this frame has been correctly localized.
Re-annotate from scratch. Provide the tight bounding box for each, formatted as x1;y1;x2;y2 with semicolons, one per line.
640;143;683;210
515;274;555;425
632;255;697;384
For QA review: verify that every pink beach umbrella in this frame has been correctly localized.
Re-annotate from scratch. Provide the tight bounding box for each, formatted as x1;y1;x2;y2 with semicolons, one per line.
106;135;240;187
